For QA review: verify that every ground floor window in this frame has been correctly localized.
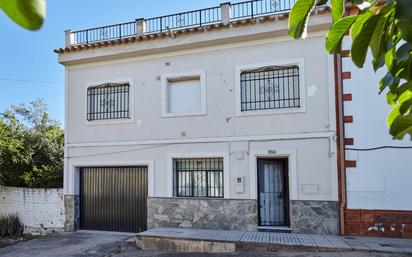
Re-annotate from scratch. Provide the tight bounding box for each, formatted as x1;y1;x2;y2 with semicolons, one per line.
174;158;223;198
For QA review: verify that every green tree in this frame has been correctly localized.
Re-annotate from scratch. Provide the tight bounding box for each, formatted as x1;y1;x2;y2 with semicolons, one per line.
0;0;46;30
288;0;412;140
0;99;64;188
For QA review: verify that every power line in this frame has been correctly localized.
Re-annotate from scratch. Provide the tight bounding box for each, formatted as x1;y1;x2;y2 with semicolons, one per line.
66;143;173;158
346;146;412;151
0;78;63;85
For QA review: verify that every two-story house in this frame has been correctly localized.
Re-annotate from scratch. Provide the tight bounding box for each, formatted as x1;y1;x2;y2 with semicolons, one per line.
56;0;339;235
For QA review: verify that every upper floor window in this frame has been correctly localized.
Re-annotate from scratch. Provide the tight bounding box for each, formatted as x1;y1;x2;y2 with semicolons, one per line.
161;70;206;117
168;78;201;113
87;83;130;121
240;65;300;112
174;158;223;198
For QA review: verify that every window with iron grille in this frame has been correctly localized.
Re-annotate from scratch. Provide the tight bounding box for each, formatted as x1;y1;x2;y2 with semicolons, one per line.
174;158;224;198
87;83;130;121
240;65;300;112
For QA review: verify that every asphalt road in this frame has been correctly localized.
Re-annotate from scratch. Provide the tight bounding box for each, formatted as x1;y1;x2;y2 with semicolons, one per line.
0;231;410;257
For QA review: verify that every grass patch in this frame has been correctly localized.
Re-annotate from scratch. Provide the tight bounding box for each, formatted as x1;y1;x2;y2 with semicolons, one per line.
0;214;24;238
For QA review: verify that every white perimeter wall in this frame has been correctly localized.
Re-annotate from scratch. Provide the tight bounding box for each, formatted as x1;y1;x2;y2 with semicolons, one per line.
0;186;64;234
342;38;412;211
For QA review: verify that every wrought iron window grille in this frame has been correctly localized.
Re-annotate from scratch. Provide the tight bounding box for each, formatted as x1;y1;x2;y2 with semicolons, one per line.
240;65;300;112
174;158;224;198
87;83;130;121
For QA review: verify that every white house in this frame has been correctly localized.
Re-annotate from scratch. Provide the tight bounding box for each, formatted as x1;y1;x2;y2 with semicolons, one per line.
56;0;340;235
339;37;412;238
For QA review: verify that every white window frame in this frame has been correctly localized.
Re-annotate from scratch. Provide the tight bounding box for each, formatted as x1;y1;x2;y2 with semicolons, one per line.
84;77;135;125
235;58;306;117
166;152;230;198
161;70;207;118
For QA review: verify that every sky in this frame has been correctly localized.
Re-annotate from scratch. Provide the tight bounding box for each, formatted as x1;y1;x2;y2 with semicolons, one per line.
0;0;228;125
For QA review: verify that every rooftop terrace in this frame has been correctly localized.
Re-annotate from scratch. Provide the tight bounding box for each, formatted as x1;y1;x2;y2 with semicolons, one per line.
65;0;298;46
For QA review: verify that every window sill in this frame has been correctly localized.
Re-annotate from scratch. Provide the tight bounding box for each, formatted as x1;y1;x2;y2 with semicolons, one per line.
173;196;224;200
235;107;305;117
161;111;207;118
85;118;134;126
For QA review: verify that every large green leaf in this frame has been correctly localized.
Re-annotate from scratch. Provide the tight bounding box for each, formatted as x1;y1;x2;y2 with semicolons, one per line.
396;0;412;23
385;47;396;71
396;19;412;42
380;72;399;93
351;11;373;41
351;14;381;68
0;0;45;30
397;56;412;80
372;55;385;71
288;0;316;39
331;0;344;23
389;114;412;139
399;99;412;115
388;89;412;139
326;16;358;54
396;82;412;101
388;83;411;107
370;12;390;59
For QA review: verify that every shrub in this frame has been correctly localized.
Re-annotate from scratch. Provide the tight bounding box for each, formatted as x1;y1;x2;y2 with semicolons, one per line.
0;214;24;238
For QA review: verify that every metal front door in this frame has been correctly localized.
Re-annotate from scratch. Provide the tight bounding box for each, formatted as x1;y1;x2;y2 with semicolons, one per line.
80;166;148;232
257;159;289;226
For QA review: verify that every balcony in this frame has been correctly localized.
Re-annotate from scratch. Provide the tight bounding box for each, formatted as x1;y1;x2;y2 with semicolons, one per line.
65;0;297;46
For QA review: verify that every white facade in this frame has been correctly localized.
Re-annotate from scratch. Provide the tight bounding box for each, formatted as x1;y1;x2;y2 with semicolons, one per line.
59;10;340;233
63;27;338;202
342;39;412;211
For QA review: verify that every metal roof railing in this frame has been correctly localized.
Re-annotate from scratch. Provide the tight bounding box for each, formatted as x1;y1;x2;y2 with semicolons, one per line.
67;0;297;46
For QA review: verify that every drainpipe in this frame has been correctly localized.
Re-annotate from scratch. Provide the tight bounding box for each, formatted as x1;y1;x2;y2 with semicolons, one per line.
334;53;347;235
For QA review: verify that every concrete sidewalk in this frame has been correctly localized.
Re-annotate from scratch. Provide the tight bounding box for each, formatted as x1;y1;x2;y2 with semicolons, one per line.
136;227;412;254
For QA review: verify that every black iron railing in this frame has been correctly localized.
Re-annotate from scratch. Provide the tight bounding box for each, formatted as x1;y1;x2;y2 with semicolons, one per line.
70;0;298;45
74;22;136;45
145;6;221;34
231;0;294;20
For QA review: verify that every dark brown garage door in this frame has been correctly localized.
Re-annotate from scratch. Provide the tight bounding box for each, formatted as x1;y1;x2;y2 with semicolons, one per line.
80;167;148;232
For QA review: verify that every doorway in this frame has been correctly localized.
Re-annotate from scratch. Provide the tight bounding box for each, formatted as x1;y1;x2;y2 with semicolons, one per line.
257;158;290;227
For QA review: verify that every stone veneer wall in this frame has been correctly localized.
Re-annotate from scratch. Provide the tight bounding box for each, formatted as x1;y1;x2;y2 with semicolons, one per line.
64;195;80;232
148;197;258;231
63;196;338;234
290;200;339;235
